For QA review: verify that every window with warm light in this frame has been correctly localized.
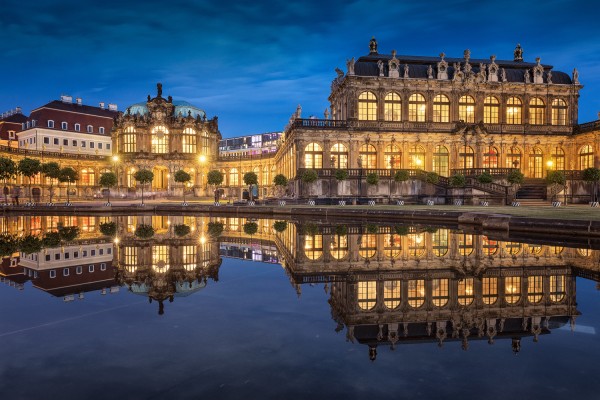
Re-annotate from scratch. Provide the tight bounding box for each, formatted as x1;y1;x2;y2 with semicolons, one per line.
482;236;499;256
182;127;197;153
506;97;522;124
505;276;521;304
483;277;498;304
409;145;425;169
330;143;348;168
229;168;239;186
123;126;136;153
124;247;137;268
458;234;474;256
549;246;564;255
459;96;475;123
384;92;401;121
408;233;425;257
183;245;196;271
384;144;401;169
383;280;401;309
359;144;377;168
384;233;401;258
528;147;543;178
151;125;169;153
358;91;377;121
408;94;426;122
432;278;449;307
80;169;95;185
432;229;448;256
304;143;323;169
529;98;545;125
528;276;543;303
433;94;450;123
408;279;425;308
432;145;449;176
550;275;566;302
357;281;377;310
152;245;170;273
304;235;323;260
458;278;474;306
483;146;499;169
506;146;522;169
459;146;475;169
330;234;348;260
552;99;568;126
505;242;522;255
359;234;377;259
550;147;565;170
484;96;499;124
579;145;594;170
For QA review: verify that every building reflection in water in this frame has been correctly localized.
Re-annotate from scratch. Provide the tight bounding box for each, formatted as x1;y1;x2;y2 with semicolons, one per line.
1;215;598;354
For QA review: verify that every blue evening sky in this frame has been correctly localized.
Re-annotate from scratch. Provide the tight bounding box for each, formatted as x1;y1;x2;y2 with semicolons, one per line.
1;0;599;137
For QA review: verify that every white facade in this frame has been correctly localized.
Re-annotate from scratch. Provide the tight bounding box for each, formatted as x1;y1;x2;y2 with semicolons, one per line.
17;128;112;156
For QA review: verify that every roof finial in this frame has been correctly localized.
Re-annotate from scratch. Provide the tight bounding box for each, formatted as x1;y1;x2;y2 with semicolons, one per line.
514;44;523;62
157;82;163;98
369;36;378;55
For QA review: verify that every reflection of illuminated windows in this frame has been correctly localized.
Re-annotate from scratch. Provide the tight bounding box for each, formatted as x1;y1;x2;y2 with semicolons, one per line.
505;276;521;304
407;233;425;257
127;216;137;233
152;216;169;233
432;229;448;257
527;245;543;256
124;247;138;272
228;218;240;232
549;246;564;255
483;277;498;305
458;278;474;306
432;278;449;307
357;281;376;310
408;279;425;308
482;237;498;256
458;234;473;256
383;280;401;309
330;235;348;260
152;245;170;273
79;216;96;232
505;242;522;255
384;234;401;258
183;245;196;271
528;276;543;303
550;275;566;302
359;234;377;259
577;248;591;257
304;235;323;260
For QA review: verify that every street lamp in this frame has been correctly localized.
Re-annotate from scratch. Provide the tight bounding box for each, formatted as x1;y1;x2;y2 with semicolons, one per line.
198;155;207;197
112;155;119;197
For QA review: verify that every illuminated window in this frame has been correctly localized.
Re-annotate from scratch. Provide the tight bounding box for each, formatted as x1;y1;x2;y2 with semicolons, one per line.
383;280;401;309
506;97;522;124
550;275;566;302
529;98;545;125
304;235;323;260
577;248;591;257
359;234;377;259
408;279;425;308
124;247;138;269
330;143;348;169
458;234;474;256
433;94;450;123
505;276;521;304
182;127;197;153
527;244;543;256
528;147;543;178
408;94;426;122
384;233;401;258
261;166;269;186
432;229;448;257
201;130;210;154
528;276;543;303
579;145;594;170
482;277;498;304
432;279;449;307
384;144;401;169
359;144;377;169
550;147;565;170
80;169;95;185
304;143;323;169
459;146;474;169
505;242;522;255
409;145;425;169
330;234;348;260
552;99;567;126
432;145;449;176
229;168;239;186
484;96;499;124
459;95;475;123
506;146;522;170
357;281;377;310
358;91;377;121
482;236;498;256
458;278;474;306
152;245;170;273
483;146;499;169
183;245;196;271
549;246;564;255
151;125;169;153
408;233;425;257
384;92;401;121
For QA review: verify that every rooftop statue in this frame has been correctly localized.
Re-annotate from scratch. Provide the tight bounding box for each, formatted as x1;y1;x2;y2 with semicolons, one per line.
514;43;524;62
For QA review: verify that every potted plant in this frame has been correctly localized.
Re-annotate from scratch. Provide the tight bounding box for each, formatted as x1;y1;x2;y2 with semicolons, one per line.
273;174;288;206
174;169;192;205
133;169;154;206
394;170;410;205
58;167;78;205
207;170;224;204
449;173;466;205
334;169;349;205
99;172;118;206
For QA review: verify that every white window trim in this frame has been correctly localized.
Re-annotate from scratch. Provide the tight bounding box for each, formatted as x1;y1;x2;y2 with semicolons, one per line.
48;120;55;128
50;270;56;278
74;123;81;132
61;122;68;130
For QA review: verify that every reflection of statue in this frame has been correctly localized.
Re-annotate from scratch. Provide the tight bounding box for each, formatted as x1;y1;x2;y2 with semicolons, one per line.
157;82;163;98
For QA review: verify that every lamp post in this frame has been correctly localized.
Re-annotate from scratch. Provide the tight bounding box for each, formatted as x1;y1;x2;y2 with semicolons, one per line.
330;155;336;202
112;155;119;197
198;154;206;198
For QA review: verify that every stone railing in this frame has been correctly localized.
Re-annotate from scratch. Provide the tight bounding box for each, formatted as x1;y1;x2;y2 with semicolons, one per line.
451;168;517;177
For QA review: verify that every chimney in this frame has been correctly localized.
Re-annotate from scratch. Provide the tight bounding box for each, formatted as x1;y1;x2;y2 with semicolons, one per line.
61;95;73;104
99;102;105;109
108;103;117;111
76;98;82;106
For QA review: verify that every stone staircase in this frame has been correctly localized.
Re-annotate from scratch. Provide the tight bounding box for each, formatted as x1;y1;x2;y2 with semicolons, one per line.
515;180;548;206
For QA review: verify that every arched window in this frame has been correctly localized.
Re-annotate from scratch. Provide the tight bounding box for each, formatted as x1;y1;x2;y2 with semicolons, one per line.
484;96;499;124
123;126;136;153
201;130;210;154
261;166;269;186
385;144;401;169
80;169;95;185
358;281;377;310
408;233;425;257
505;242;522;255
505;276;521;304
459;95;475;123
506;97;522;124
358;91;377;121
458;278;474;306
459;234;474;256
229;168;239;186
359;234;377;259
409;145;425;169
383;281;401;309
506;146;522;170
304;143;323;169
482;236;499;256
182;127;196;153
432;229;448;256
304;235;323;260
408;280;425;308
552;99;568;126
359;144;377;169
151;125;169;153
482;277;498;305
433;94;450;123
528;276;544;304
528;147;543;178
483;146;499;169
330;234;348;260
550;275;566;302
330;143;348;169
408;93;426;122
579;145;594;170
432;145;449;176
432;279;449;307
384;233;401;258
459;146;475;169
384;92;401;121
550;146;565;170
529;98;545;125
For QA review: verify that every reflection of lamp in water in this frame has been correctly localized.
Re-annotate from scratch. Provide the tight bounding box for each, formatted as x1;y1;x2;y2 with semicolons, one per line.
415;234;423;244
114;237;120;244
199;235;206;245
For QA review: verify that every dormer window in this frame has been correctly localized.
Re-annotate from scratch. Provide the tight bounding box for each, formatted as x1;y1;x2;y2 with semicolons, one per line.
74;123;81;132
48;120;55;128
61;122;68;130
8;131;15;139
99;127;105;134
87;125;93;133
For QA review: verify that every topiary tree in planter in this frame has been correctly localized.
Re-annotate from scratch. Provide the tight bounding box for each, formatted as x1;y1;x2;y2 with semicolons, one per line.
507;170;525;200
41;162;61;204
449;173;466;204
273;221;288;233
207;170;224;202
582;167;600;203
133;169;154;205
546;171;566;202
18;157;41;203
134;224;155;239
366;172;379;198
207;221;224;238
334;169;349;202
243;171;258;202
19;235;43;255
302;169;318;197
243;221;258;236
99;172;118;205
273;174;288;199
477;171;493;184
394;170;410;200
58;167;78;205
174;170;192;204
0;157;16;204
100;221;117;237
0;233;19;257
425;171;439;202
173;223;191;237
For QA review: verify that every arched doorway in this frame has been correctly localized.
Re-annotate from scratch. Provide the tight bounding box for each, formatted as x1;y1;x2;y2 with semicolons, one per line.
152;167;169;191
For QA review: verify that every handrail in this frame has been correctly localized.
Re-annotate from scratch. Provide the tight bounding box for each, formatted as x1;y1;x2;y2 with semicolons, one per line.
451;168;517;177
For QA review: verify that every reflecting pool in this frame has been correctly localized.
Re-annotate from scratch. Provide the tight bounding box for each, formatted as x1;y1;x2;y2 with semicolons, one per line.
1;215;600;399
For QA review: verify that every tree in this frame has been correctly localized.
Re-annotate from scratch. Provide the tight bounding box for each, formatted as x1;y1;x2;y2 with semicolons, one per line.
334;169;349;200
19;235;43;255
0;233;19;257
41;162;61;204
546;171;566;202
273;221;288;233
425;171;439;200
449;173;466;203
243;171;258;202
173;223;191;237
582;167;600;202
477;171;494;184
133;169;154;205
243;221;258;235
18;157;41;203
58;167;78;204
207;170;224;201
507;170;525;200
273;174;288;199
302;169;318;197
174;170;192;204
207;221;224;238
99;221;117;237
394;170;410;199
99;172;118;205
134;224;155;239
0;157;16;204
